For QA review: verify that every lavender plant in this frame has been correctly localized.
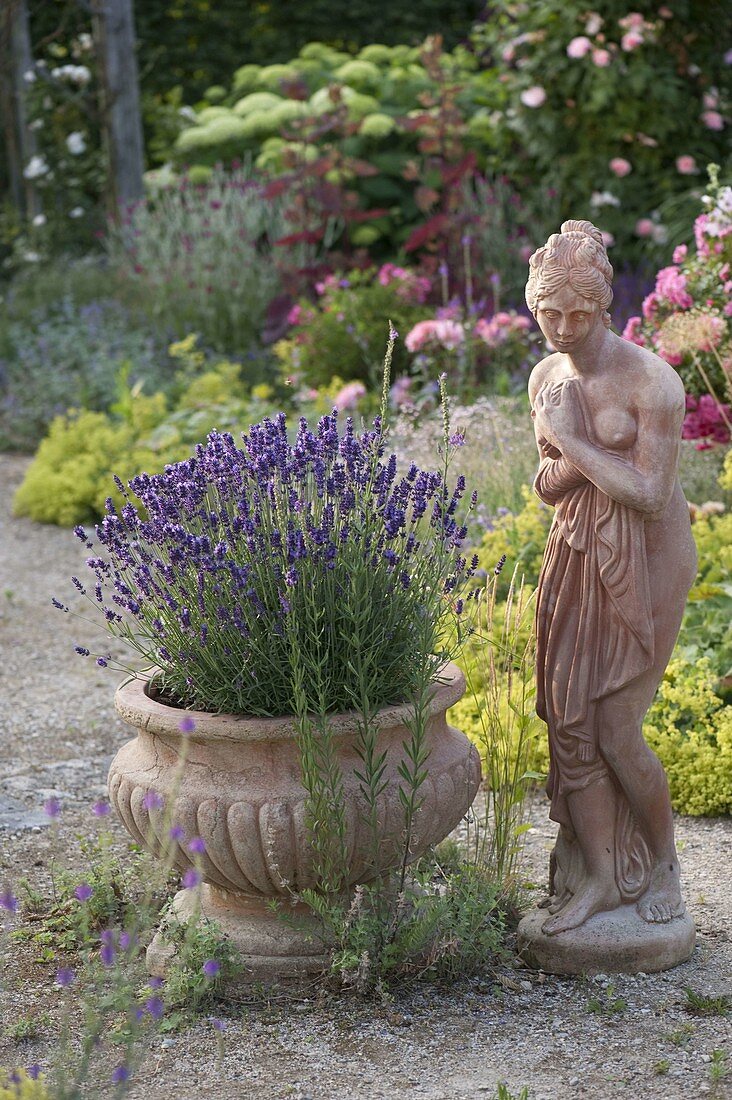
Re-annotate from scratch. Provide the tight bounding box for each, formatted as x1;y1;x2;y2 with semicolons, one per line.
67;335;477;719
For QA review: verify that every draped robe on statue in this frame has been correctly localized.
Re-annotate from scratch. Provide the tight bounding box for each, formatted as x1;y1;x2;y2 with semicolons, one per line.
534;411;656;902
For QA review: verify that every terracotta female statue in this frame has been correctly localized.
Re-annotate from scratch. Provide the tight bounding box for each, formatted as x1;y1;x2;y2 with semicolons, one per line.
526;220;697;938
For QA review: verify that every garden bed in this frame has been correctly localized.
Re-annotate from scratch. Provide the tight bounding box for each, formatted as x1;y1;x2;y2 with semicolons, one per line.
1;453;730;1098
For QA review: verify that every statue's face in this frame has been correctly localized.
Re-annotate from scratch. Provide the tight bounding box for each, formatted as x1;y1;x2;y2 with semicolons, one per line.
535;283;601;353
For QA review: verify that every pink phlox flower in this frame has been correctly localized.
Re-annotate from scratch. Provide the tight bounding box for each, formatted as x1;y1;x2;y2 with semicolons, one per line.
333;381;366;411
286;303;302;327
682;393;731;446
378;263;409;286
622;316;645;346
672;244;688;265
655;266;693;309
389;376;413;409
404;319;464;352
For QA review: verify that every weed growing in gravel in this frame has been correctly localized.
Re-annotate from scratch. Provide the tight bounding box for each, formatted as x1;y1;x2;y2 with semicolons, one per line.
709;1048;728;1089
586;982;627;1016
652;1058;670;1075
684;988;731;1017
494;1084;529;1100
667;1022;695;1046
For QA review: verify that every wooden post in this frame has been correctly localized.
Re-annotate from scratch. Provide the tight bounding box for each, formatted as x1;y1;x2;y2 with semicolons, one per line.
0;0;42;219
93;0;145;217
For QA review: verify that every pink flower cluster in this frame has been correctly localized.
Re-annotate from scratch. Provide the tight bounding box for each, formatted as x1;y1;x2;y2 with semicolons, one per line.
474;311;531;348
377;263;431;304
333;381;366;411
682;393;731;449
405;319;465;352
654;266;693;309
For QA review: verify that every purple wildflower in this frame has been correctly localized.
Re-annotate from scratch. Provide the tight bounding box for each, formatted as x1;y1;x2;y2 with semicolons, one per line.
179;716;196;733
75;883;93;902
142;790;164;811
92;800;111;817
169;824;185;842
210;1016;227;1031
182;868;201;889
203;959;220;979
27;1066;41;1080
0;889;19;912
145;995;165;1020
188;836;206;855
43;797;61;819
111;1066;129;1085
55;967;75;987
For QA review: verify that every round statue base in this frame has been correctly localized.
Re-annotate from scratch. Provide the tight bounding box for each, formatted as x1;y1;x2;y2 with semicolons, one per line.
516;905;696;975
147;885;331;991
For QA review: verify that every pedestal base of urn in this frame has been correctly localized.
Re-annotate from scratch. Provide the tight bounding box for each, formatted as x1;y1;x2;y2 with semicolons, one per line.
147;884;331;989
516;905;696;975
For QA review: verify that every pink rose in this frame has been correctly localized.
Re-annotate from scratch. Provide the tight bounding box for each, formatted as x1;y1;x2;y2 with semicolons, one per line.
567;36;592;59
621;32;644;51
601;231;615;248
609;157;632;178
635;218;655;238
520;85;547;108
701;111;724;131
622;316;645;346
655;265;693;309
703;91;719;109
675;155;697;175
591;48;611;67
672;243;688;264
286;303;302;327
625;12;645;28
641;292;658;319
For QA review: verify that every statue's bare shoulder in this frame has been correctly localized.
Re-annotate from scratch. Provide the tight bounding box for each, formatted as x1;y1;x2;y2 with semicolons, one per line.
617;339;685;417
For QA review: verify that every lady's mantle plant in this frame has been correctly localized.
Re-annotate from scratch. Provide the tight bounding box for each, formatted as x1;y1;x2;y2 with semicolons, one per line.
64;337;477;719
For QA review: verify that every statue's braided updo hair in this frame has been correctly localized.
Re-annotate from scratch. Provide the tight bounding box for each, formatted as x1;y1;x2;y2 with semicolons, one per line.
525;219;614;328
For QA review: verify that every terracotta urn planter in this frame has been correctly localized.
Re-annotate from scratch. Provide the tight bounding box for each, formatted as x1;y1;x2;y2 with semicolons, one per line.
109;663;480;982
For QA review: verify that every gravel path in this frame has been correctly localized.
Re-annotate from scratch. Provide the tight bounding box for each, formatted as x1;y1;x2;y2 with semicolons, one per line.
0;454;730;1099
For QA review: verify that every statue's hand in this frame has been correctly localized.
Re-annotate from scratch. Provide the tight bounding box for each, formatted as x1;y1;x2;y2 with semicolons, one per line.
532;378;583;448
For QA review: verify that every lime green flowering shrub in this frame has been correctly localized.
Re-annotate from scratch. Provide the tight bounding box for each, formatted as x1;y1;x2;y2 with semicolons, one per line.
459;482;732;815
644;658;732;816
475;487;552;597
0;1069;50;1099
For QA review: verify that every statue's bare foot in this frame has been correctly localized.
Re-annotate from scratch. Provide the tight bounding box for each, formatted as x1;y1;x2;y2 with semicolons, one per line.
637;863;685;924
537;890;570;911
541;879;620;936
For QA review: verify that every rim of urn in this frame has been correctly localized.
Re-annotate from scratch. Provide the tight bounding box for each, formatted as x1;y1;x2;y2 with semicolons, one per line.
114;663;466;744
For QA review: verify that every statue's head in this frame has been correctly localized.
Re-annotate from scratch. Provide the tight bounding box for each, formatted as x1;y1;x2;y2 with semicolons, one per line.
525;220;614;330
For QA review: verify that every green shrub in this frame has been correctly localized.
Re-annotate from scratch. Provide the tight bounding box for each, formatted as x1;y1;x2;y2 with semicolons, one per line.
0;297;171;453
472;2;731;264
107;164;293;357
277;267;431;388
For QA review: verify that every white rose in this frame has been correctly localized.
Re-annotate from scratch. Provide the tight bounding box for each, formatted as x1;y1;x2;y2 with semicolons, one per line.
66;131;87;155
32;213;47;227
69;207;84;218
23;69;36;83
23;155;49;179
